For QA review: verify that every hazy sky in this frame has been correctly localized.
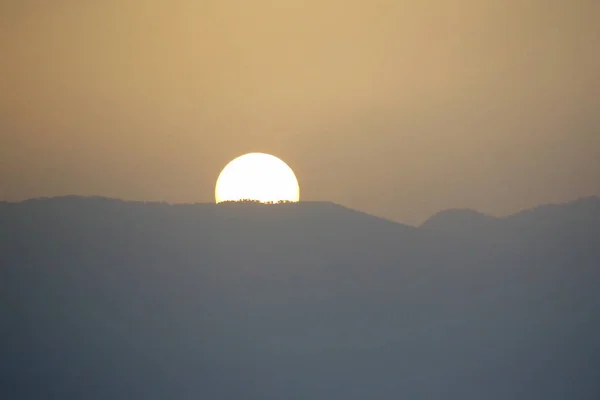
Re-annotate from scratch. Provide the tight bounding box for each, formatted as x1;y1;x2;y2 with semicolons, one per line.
1;0;599;224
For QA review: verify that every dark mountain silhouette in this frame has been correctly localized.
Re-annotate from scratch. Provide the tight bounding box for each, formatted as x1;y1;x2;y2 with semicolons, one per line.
421;208;497;235
423;196;600;232
422;196;600;248
1;196;599;399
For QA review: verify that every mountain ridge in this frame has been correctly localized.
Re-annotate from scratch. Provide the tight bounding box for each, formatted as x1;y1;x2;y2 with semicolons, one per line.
1;195;599;399
421;195;600;234
4;194;600;228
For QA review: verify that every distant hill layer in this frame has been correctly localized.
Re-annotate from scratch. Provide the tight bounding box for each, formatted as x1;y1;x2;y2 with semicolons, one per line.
421;196;600;242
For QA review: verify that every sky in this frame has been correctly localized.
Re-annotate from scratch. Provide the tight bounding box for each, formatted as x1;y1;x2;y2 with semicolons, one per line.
1;0;599;225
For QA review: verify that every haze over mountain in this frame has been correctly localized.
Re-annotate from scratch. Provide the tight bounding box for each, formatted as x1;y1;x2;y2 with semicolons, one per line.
1;196;599;399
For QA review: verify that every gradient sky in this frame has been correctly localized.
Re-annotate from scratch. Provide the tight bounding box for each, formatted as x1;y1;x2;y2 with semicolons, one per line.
1;0;599;224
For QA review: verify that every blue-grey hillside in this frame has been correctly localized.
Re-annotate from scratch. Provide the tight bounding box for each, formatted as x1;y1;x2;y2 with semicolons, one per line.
1;196;599;399
422;196;600;240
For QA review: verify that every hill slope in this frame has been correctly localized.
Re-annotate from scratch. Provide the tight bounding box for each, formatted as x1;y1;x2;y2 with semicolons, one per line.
422;196;600;233
1;197;599;399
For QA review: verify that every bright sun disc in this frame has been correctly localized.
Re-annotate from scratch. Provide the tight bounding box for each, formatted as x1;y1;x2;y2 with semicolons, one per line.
215;153;300;203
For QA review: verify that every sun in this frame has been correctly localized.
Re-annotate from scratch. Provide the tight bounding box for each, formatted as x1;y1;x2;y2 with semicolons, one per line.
215;153;300;203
